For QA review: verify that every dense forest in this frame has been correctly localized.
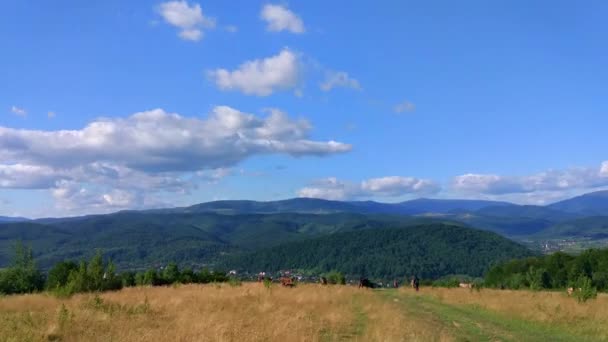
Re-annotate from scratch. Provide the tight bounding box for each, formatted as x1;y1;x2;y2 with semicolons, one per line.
484;248;608;292
224;224;535;279
0;213;448;270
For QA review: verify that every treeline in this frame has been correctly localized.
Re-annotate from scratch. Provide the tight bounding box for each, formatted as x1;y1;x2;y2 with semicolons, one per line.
0;243;228;296
485;248;608;292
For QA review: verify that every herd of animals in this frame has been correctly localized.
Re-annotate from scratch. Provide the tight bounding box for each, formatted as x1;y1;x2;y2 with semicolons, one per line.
255;273;586;298
256;273;476;290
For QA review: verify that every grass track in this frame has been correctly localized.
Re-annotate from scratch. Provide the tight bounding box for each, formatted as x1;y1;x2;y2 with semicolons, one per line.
379;289;599;342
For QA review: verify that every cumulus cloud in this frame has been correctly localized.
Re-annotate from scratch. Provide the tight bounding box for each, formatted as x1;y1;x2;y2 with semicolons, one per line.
0;106;350;214
320;71;361;92
260;4;305;33
0;106;349;172
0;164;64;189
208;49;300;96
452;162;608;195
157;1;215;41
298;176;440;200
394;101;415;113
11;106;27;117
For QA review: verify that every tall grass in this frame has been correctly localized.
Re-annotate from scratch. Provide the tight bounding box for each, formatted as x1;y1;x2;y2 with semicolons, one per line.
417;287;608;340
0;283;440;342
1;284;605;341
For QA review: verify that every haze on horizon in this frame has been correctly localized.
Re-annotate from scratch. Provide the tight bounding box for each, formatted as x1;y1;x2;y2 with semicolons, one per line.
1;1;608;218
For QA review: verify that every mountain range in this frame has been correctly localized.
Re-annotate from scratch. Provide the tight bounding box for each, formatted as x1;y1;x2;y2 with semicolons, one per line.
0;190;607;277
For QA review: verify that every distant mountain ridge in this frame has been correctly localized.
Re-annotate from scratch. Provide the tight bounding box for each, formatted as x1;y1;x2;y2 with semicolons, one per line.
0;216;29;223
548;190;608;215
9;190;608;222
1;190;607;269
157;197;514;216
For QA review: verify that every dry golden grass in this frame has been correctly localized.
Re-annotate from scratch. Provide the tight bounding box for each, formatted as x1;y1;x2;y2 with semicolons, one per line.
416;287;608;340
2;284;605;341
0;283;444;342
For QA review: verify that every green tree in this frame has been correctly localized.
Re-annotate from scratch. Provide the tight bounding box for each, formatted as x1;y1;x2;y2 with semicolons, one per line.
47;261;78;290
162;263;180;284
325;270;346;285
0;242;44;294
574;276;597;303
526;267;550;291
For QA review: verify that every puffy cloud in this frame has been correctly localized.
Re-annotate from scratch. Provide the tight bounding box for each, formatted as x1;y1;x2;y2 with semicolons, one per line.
260;4;305;33
0;164;64;189
157;1;215;41
11;106;27;117
298;176;440;200
361;176;440;196
452;162;608;195
0;106;349;214
394;101;415;113
320;71;361;92
208;49;300;96
0;106;349;172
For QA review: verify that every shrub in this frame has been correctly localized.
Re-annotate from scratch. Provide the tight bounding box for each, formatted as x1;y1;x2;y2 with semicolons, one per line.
324;270;346;285
228;277;242;287
574;276;597;303
263;277;273;290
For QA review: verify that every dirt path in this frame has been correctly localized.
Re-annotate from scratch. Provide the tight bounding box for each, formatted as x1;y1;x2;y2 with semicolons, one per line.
378;289;597;342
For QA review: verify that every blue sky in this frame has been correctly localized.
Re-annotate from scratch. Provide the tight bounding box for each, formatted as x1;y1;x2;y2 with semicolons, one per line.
1;0;608;217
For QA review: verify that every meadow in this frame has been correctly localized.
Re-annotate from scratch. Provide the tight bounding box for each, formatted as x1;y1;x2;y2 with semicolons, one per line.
0;283;607;342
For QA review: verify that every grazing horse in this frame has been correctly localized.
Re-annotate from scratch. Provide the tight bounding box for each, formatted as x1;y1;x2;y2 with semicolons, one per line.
411;276;420;291
459;282;474;289
359;278;375;289
280;277;295;287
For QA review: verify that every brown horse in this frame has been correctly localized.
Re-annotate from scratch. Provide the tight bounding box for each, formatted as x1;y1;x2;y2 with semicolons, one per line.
280;277;295;287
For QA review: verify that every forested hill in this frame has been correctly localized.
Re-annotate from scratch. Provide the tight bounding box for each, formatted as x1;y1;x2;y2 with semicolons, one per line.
223;224;535;280
0;212;446;270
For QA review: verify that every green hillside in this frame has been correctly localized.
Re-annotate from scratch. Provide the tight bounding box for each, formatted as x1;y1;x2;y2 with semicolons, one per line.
534;216;608;238
0;212;442;270
223;223;535;279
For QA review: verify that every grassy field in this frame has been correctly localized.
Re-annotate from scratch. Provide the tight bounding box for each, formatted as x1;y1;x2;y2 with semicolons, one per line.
1;283;607;342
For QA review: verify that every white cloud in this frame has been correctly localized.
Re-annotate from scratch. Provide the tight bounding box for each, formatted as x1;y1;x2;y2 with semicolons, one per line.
157;1;215;41
208;49;301;96
298;176;440;200
0;106;349;172
320;71;361;92
601;161;608;177
260;4;305;33
0;106;350;214
361;176;440;197
394;101;415;113
452;162;608;195
0;164;64;189
11;106;27;117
